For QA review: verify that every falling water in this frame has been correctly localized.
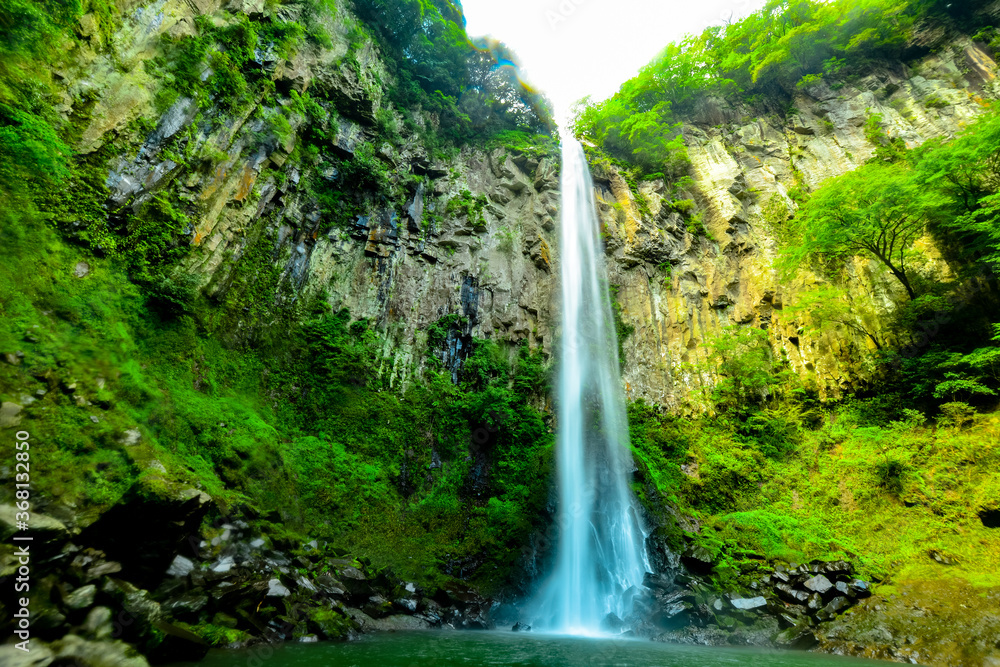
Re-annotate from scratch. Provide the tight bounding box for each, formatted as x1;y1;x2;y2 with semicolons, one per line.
532;136;650;634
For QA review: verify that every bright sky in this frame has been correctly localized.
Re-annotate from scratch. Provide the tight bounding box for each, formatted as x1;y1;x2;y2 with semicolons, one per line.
461;0;769;123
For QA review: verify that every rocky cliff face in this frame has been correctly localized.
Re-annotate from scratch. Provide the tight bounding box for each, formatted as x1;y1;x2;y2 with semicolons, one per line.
55;0;1000;410
599;36;1000;409
56;0;560;382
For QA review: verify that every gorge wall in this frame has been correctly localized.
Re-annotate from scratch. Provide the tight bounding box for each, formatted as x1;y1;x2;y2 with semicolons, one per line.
601;32;1000;409
59;0;561;385
57;0;1000;412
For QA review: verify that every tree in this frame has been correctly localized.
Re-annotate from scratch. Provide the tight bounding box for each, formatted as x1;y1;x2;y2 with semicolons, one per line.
780;162;943;300
913;110;1000;265
785;286;887;350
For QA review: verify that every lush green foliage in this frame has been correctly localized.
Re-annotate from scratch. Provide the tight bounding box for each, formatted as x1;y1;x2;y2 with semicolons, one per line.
352;0;554;144
0;0;563;599
631;397;1000;591
780;160;943;299
573;0;993;172
778;109;1000;414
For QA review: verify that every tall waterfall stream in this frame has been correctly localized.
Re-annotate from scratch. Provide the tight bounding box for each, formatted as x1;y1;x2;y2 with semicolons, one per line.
531;136;651;634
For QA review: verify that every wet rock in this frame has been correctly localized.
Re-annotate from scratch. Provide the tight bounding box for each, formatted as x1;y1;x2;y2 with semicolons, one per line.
160;592;209;618
848;579;872;598
64;584;97;610
681;545;716;574
821;560;853;576
315;573;346;596
267;578;291;597
394;598;418;613
79;476;213;588
363;594;393;618
803;574;834;595
775;582;810;604
55;635;150;667
81;606;113;640
730;596;767;610
774;625;819;649
512;621;531;632
0;643;54;667
166;555;196;577
817;596;850;620
338;565;373;597
0;505;69;544
602;613;625;632
643;572;674;590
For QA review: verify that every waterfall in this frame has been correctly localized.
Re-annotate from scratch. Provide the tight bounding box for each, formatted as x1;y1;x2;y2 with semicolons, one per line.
531;135;650;635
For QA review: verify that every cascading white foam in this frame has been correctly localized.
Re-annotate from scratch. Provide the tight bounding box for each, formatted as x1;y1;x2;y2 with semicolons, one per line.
532;135;650;635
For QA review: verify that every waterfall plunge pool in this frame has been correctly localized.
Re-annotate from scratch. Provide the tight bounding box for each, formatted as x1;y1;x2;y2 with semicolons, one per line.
179;631;882;667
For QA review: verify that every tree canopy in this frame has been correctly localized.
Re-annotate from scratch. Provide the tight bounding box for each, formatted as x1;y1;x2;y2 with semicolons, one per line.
352;0;554;143
573;0;995;174
780;161;944;300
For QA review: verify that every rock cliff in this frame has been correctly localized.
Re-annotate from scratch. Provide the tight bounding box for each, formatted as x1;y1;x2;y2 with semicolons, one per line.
54;0;560;385
600;36;1000;409
51;0;1000;410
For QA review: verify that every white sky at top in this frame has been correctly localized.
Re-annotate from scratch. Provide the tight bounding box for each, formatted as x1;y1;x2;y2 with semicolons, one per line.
460;0;770;124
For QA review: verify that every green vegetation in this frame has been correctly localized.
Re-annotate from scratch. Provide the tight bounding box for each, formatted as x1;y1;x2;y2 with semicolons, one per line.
0;0;562;603
4;0;1000;638
631;369;1000;592
446;189;489;229
573;0;992;173
351;0;554;146
778;160;940;300
619;87;1000;598
0;204;554;592
776;109;1000;413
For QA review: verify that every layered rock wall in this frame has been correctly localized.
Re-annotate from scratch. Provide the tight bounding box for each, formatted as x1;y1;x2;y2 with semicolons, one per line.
599;38;1000;409
55;0;560;386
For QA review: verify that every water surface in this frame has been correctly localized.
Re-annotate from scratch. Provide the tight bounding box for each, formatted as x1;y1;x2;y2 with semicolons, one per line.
187;631;882;667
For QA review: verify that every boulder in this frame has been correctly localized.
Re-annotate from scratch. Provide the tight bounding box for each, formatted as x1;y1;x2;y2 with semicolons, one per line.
730;596;767;610
315;573;346;596
680;545;716;574
602;613;625;632
78;477;213;588
817;595;850;620
81;606;113;640
160;592;209;618
64;584;97;610
775;582;810;604
803;574;834;594
773;625;818;649
0;401;23;428
166;555;196;578
0;505;69;545
52;635;150;667
267;578;291;597
848;579;872;598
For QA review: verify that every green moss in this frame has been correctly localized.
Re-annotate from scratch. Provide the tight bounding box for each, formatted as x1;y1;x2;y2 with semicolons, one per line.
182;622;252;647
632;402;1000;588
446;189;489;229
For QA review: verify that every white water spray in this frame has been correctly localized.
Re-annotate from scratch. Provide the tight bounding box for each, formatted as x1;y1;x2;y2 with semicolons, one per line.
532;136;650;634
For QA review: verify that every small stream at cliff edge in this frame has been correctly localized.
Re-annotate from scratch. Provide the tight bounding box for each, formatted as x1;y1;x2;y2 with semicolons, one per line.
175;631;882;666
